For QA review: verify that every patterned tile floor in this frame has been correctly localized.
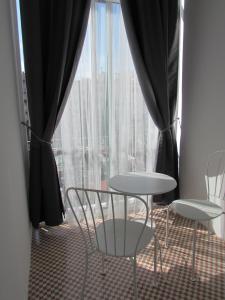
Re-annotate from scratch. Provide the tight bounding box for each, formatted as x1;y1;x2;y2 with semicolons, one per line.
29;208;225;299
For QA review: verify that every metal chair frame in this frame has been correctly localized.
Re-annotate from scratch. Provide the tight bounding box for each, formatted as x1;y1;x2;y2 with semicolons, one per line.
165;150;225;281
66;187;162;299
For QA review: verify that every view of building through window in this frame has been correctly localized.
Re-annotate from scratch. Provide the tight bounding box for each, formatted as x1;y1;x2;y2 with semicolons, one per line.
53;1;158;199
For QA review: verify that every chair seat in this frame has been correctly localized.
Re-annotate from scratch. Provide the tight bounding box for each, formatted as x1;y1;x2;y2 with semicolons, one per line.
171;199;223;221
96;219;154;257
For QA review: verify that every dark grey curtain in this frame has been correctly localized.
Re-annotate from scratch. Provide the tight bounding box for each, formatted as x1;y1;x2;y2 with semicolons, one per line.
121;0;180;204
20;0;91;227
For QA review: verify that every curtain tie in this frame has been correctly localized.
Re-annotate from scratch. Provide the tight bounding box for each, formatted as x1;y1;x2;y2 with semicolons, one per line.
159;118;180;133
21;122;52;145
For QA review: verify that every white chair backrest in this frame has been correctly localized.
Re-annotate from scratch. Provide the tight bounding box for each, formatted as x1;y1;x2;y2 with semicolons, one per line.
206;150;225;202
66;187;149;256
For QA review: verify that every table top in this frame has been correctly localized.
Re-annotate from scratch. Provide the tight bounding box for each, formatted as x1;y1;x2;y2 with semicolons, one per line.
108;172;177;195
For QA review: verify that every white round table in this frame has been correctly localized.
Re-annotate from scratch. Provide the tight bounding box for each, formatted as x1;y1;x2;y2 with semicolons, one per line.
108;172;177;227
109;172;177;196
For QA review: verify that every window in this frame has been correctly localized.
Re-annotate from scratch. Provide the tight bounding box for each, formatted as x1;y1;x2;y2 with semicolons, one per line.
53;0;158;196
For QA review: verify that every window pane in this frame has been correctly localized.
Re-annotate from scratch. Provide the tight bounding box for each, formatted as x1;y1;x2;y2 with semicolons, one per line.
53;1;158;197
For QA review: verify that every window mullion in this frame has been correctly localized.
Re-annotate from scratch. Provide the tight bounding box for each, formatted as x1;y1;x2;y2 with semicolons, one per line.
106;1;113;179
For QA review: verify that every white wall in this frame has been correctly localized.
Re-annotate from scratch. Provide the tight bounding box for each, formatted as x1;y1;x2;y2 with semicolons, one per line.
0;0;31;299
180;0;225;238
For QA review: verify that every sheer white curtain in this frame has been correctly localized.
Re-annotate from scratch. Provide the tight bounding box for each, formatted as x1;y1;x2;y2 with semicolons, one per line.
53;0;158;213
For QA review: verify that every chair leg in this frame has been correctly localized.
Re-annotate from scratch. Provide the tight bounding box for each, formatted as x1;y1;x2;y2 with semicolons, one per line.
191;221;198;282
132;256;138;300
165;206;170;248
207;220;211;243
81;252;89;300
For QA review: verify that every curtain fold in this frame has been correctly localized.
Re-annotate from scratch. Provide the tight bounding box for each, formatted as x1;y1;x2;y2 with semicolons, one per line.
53;1;158;215
20;0;91;227
121;0;180;204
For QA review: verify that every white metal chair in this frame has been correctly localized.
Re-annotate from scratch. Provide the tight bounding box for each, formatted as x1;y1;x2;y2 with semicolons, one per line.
66;187;162;299
166;150;225;280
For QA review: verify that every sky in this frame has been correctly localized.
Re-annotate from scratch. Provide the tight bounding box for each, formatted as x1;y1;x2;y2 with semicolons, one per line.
16;0;24;71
